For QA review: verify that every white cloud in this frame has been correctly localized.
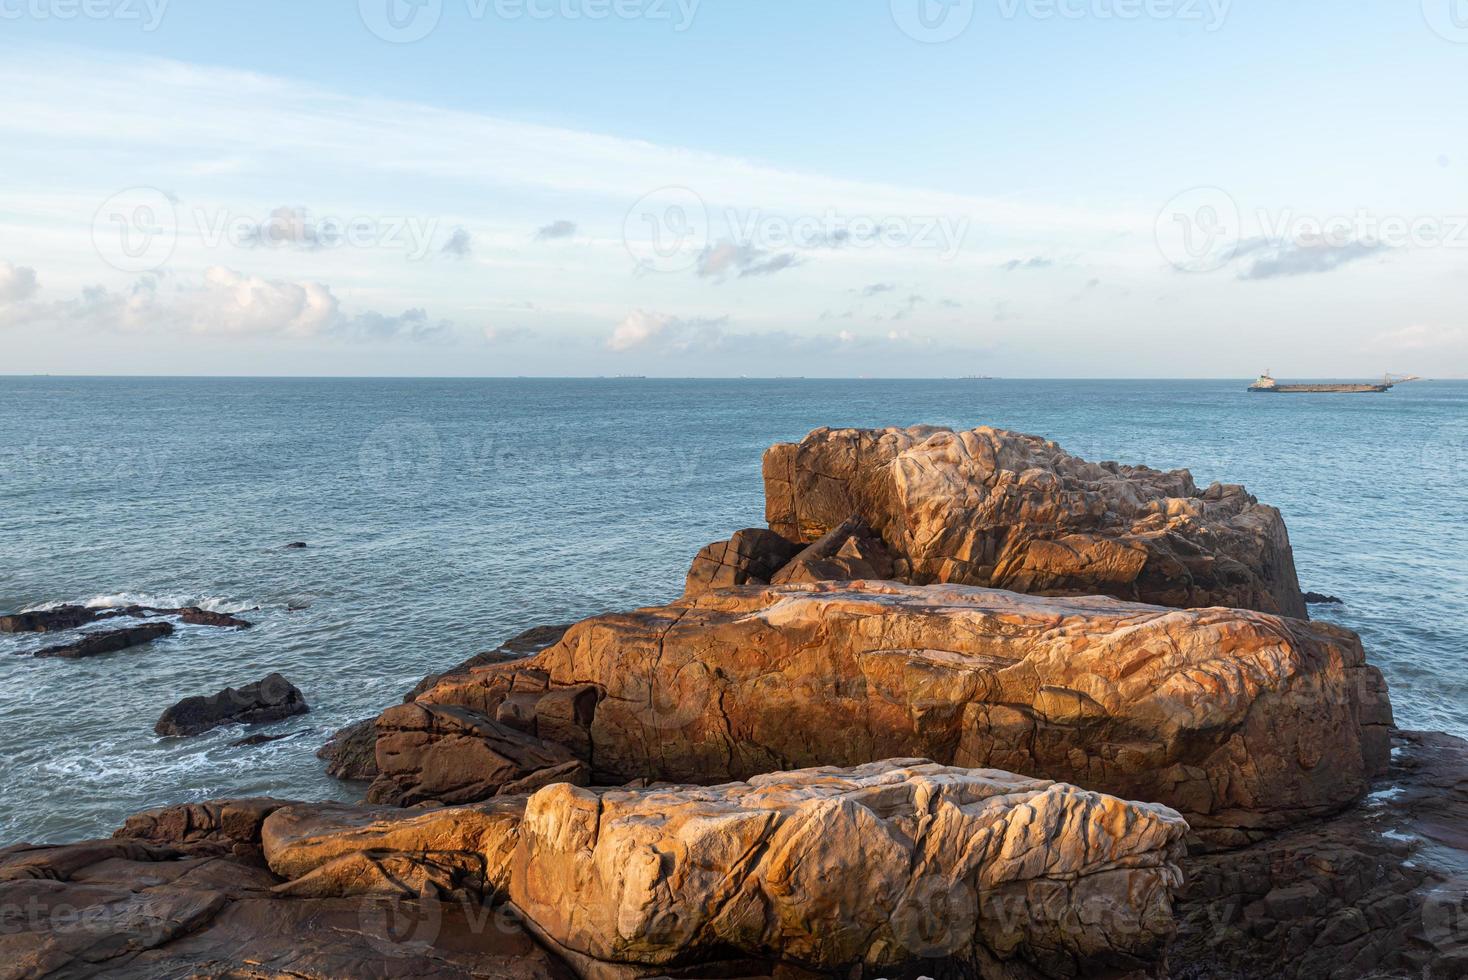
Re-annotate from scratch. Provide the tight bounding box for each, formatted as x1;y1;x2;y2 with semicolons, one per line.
0;262;39;304
442;228;473;258
1232;237;1389;280
4;264;450;342
607;309;728;352
535;220;577;241
695;240;802;280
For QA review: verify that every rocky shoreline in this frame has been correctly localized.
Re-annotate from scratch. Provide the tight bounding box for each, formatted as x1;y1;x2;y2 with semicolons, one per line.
2;425;1464;979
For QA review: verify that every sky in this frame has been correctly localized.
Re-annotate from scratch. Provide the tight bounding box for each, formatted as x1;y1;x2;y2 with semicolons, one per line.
1;0;1465;377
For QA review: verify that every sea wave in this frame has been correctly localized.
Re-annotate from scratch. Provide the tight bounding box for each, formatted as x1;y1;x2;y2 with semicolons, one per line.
23;593;262;615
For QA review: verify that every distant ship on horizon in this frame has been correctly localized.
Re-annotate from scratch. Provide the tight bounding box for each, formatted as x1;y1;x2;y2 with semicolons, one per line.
1248;371;1419;394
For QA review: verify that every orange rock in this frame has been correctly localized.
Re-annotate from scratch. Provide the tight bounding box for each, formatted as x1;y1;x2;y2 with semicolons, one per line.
511;760;1188;977
762;426;1308;617
416;582;1392;846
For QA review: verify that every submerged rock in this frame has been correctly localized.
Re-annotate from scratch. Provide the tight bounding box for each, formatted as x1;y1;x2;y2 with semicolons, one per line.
154;673;309;737
413;581;1391;846
3;603;252;635
229;729;309;748
0;605;98;633
1304;591;1346;605
32;622;174;659
762;425;1309;617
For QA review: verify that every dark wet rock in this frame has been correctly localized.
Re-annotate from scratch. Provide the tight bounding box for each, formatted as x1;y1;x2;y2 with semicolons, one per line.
32;622;174;659
175;606;253;629
229;728;311;748
101;604;254;629
4;603;252;636
1174;729;1468;979
1304;591;1345;605
0;828;573;979
366;701;589;807
0;605;98;633
154;673;309;737
317;718;380;781
284;541;308;549
683;528;802;597
769;514;899;585
404;624;570;702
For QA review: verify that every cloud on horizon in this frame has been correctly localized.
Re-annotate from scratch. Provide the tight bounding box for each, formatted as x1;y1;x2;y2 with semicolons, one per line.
695;240;802;280
1232;237;1390;280
0;261;39;304
442;228;473;258
1000;256;1055;271
1;265;451;343
534;220;578;241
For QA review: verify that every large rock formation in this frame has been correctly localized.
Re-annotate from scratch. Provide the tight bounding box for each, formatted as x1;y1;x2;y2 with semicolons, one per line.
0;762;1191;980
412;582;1391;846
760;426;1308;618
512;760;1189;979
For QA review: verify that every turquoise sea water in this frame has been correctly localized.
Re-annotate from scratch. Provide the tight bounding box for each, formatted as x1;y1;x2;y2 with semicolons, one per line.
1;377;1464;843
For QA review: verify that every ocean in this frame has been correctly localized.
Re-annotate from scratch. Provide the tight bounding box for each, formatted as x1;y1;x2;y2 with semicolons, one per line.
1;377;1464;844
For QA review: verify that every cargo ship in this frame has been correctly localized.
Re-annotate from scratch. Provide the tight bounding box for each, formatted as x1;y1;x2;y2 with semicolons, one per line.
1247;371;1417;394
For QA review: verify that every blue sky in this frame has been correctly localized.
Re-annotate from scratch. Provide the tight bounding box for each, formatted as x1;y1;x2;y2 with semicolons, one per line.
1;0;1465;376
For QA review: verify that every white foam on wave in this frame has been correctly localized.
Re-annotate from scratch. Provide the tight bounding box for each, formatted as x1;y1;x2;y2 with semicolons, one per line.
23;593;261;615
